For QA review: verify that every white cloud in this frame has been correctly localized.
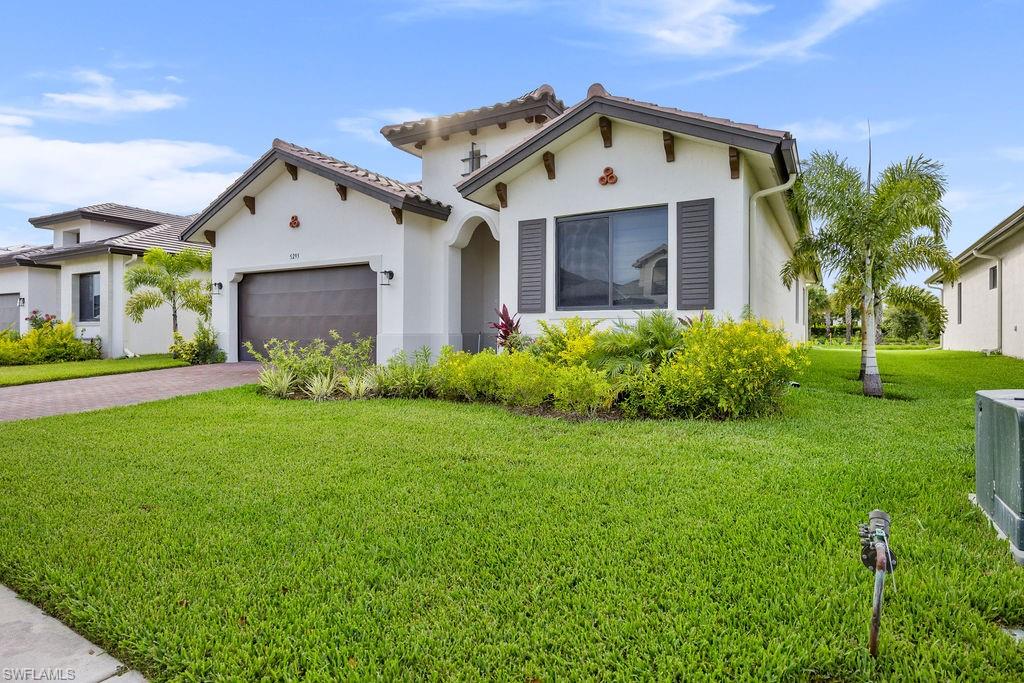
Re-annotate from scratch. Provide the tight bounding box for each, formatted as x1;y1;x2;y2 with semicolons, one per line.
996;147;1024;162
0;114;32;128
41;69;185;114
597;0;886;82
336;108;435;145
780;117;911;143
0;130;243;217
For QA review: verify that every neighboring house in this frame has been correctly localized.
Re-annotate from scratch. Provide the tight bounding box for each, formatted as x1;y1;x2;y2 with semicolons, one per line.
927;203;1024;358
181;83;811;362
0;203;209;356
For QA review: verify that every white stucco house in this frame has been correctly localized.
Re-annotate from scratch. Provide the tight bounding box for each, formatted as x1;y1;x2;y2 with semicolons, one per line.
928;202;1024;359
0;203;208;357
181;83;811;362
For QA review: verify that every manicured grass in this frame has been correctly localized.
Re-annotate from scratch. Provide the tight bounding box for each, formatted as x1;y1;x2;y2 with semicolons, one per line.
1;349;1023;679
0;354;185;387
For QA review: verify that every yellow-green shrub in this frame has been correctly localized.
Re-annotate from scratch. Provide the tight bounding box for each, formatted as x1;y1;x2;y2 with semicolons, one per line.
495;351;553;407
0;320;102;366
531;317;599;366
551;364;615;416
621;316;807;419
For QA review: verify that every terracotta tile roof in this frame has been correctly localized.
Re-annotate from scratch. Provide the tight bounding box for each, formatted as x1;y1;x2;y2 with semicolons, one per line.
379;84;565;144
182;139;451;240
23;215;206;265
0;244;52;268
458;83;799;199
28;202;189;229
599;90;791;140
272;139;448;211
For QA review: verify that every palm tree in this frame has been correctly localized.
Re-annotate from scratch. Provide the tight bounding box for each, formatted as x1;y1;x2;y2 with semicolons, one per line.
125;248;213;335
807;284;832;339
782;151;954;397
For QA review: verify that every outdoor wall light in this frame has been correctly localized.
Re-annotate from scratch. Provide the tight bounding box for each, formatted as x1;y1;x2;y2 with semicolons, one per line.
17;297;26;307
379;270;395;286
212;282;224;294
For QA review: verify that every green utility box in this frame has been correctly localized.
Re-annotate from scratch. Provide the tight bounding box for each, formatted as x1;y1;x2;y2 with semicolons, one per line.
975;390;1024;564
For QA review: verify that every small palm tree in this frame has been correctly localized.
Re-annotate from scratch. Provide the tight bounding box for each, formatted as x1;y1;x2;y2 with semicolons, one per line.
125;247;213;335
783;151;955;397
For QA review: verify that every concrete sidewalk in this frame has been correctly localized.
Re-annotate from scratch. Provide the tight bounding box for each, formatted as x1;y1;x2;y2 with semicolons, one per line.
0;586;145;682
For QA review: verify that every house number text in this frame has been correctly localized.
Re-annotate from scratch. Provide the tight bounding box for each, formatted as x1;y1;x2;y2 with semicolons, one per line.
289;253;300;260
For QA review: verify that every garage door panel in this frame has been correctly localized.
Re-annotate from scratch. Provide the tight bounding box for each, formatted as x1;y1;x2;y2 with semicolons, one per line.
238;266;377;361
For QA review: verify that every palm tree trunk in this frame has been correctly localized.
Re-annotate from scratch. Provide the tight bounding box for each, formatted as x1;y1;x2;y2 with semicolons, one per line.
874;298;884;345
859;301;867;380
862;256;883;397
845;305;853;344
825;311;833;340
171;302;179;336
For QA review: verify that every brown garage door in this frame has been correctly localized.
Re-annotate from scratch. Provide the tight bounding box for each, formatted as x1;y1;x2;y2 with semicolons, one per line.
0;293;19;333
238;265;376;361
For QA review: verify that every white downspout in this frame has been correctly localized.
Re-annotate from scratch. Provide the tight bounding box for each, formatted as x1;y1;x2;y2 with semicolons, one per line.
972;249;1002;353
926;282;944;349
748;170;799;309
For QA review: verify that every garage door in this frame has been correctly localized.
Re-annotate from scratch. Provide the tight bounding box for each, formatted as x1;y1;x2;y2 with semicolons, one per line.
0;293;19;333
238;265;377;361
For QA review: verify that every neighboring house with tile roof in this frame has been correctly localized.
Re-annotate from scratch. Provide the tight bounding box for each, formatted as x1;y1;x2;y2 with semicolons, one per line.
0;204;209;357
182;83;812;362
926;202;1024;358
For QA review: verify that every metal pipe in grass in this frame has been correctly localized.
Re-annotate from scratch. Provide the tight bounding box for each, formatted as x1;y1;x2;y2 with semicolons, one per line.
860;509;897;658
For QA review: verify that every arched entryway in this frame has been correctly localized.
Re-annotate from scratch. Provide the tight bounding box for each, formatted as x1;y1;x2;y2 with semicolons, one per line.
460;221;499;352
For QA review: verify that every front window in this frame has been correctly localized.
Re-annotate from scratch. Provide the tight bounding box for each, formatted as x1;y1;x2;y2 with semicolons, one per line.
75;272;100;322
556;205;668;309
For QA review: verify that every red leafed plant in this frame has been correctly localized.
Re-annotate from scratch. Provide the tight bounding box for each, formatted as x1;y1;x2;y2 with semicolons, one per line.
489;304;521;349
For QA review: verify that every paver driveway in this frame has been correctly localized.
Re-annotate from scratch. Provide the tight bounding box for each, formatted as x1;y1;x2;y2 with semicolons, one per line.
0;363;260;422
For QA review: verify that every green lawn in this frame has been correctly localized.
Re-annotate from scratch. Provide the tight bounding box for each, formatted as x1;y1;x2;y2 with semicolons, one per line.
1;349;1022;680
0;354;185;387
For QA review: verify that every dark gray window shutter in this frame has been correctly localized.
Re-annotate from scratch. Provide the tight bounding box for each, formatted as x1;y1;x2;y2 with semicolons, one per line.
518;219;546;313
677;198;715;310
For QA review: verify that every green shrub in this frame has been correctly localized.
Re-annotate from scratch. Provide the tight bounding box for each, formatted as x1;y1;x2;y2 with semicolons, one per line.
551;364;615;416
341;371;375;399
372;347;433;398
590;311;686;376
169;322;226;365
531;317;599;366
621;316;807;419
494;351;553;407
303;371;339;402
0;320;102;366
258;366;296;398
243;332;373;383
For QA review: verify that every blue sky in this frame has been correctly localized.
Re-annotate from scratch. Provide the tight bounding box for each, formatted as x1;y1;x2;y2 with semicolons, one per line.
1;0;1022;285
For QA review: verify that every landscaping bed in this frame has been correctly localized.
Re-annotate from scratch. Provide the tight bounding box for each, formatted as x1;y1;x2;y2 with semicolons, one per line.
1;349;1023;678
0;354;186;387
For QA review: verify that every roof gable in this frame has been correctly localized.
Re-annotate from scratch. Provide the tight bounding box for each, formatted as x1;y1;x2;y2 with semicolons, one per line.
182;139;450;240
457;83;798;202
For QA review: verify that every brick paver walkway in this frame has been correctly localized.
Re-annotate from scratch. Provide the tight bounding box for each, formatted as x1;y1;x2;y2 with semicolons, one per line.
0;363;261;422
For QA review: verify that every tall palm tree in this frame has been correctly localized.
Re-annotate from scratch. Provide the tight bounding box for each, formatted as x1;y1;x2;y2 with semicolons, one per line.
782;151;954;397
125;247;213;335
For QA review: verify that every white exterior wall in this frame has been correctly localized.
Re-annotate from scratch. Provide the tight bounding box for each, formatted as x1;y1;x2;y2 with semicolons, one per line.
208;165;447;363
0;266;60;334
418;120;543;346
47;218;136;247
746;161;807;341
942;230;1024;358
57;253;189;358
496;120;750;334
